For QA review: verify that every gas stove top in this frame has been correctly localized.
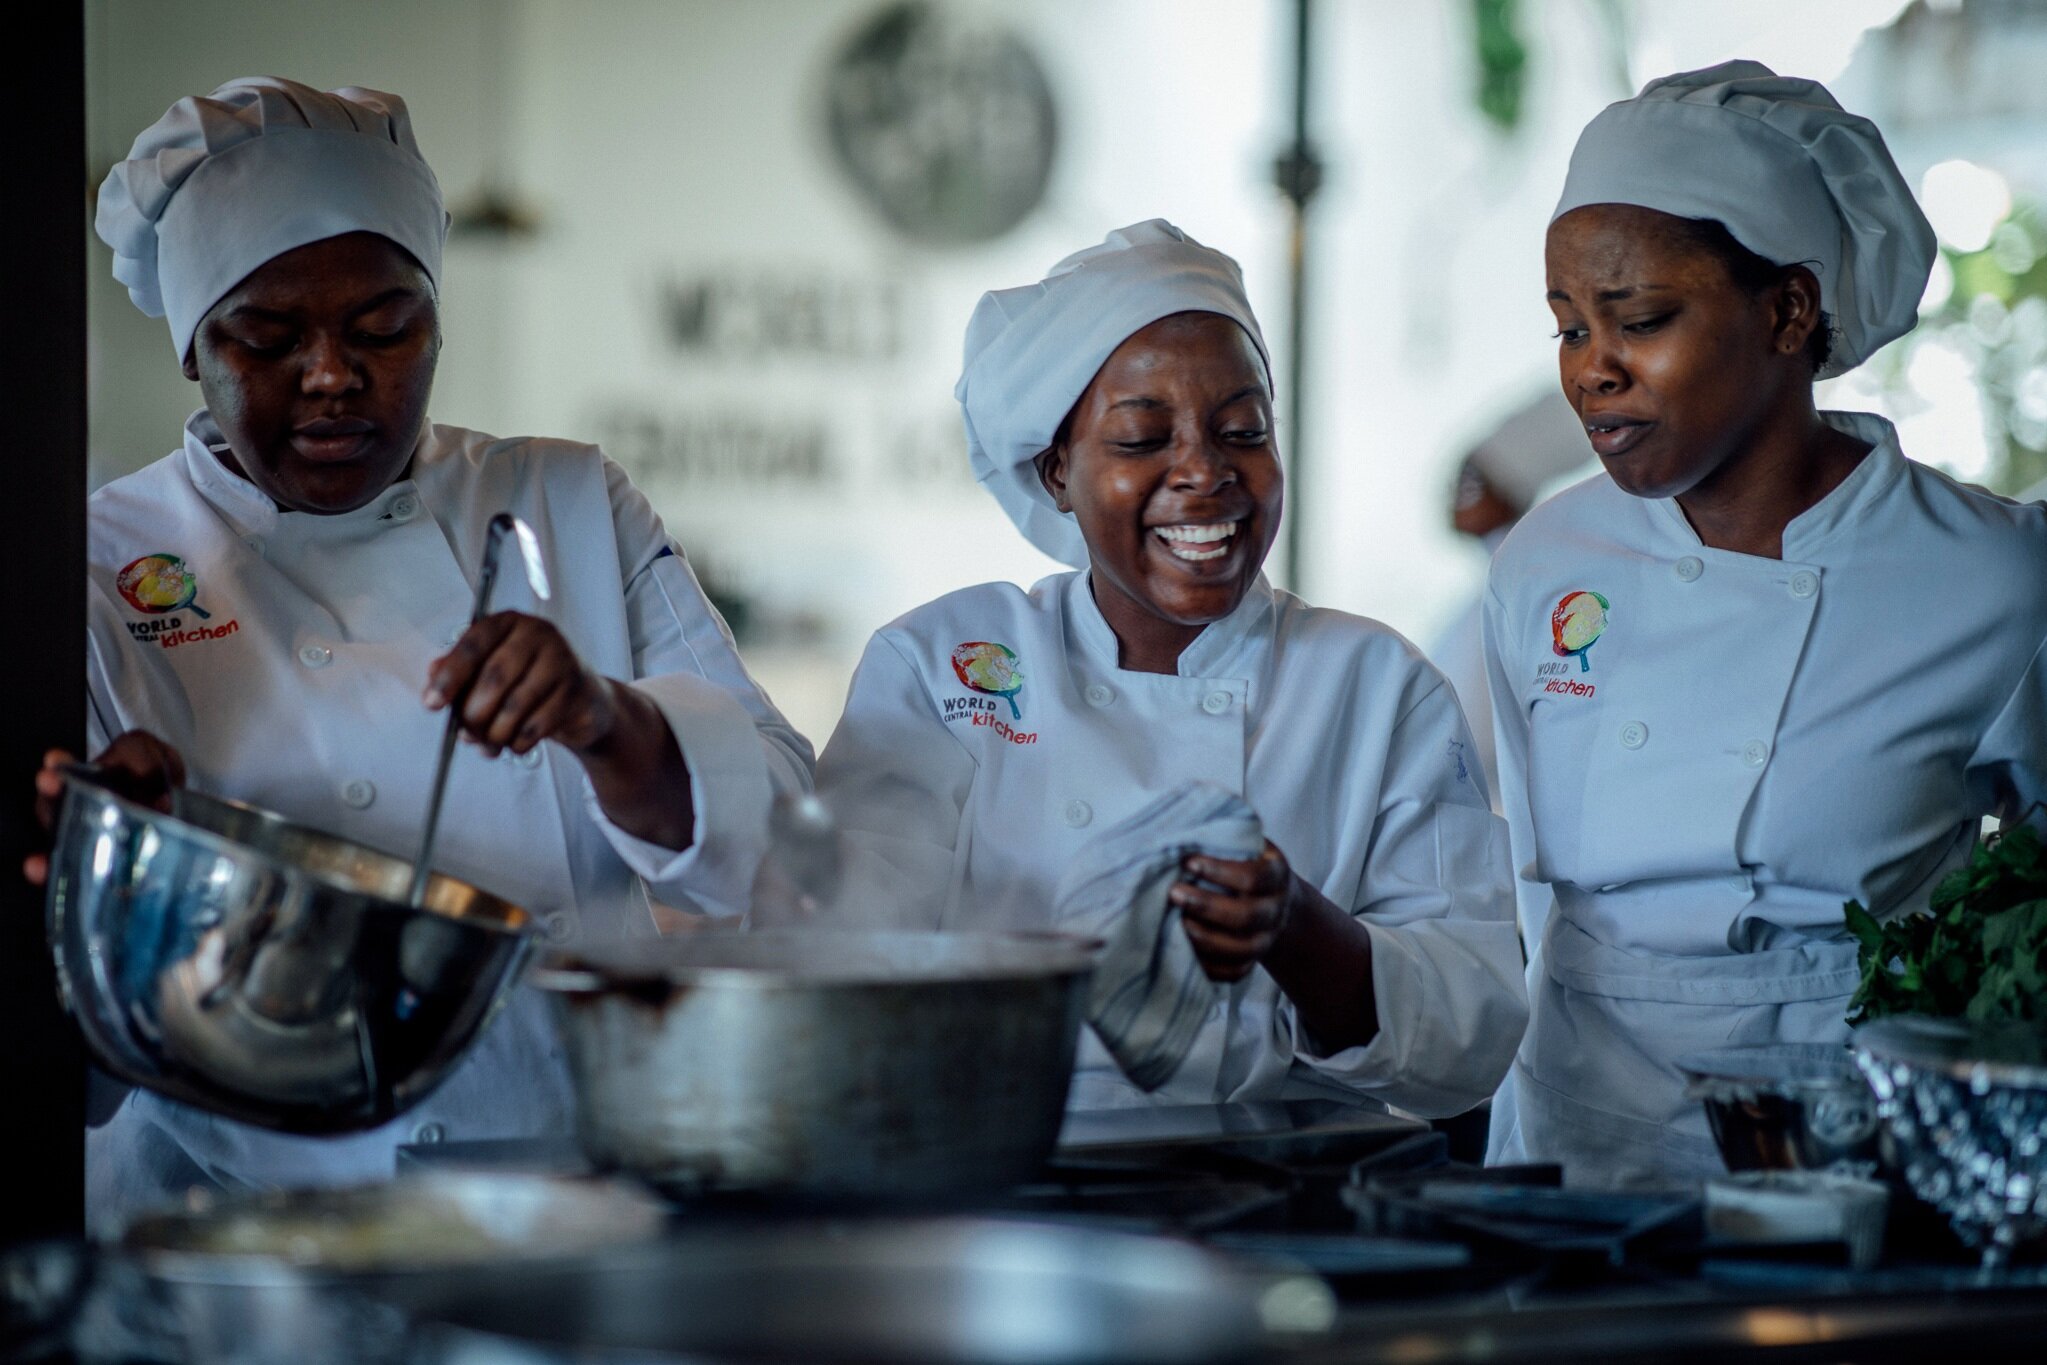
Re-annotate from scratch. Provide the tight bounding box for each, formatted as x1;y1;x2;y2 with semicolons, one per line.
389;1098;1900;1305
19;1100;2047;1364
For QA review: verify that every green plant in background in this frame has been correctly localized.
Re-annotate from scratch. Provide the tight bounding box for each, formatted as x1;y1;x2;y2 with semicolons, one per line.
1883;199;2047;496
1472;0;1528;133
1846;825;2047;1026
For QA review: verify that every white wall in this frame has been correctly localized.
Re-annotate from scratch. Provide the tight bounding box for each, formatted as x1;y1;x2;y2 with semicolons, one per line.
84;0;1936;745
497;0;1289;650
85;0;516;480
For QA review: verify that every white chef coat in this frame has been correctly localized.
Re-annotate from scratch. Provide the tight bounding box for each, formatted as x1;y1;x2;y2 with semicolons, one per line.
1428;527;1512;810
808;570;1527;1117
1484;411;2047;1185
81;410;812;1229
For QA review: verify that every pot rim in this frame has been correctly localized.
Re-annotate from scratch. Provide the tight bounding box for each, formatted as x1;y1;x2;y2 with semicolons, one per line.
1675;1043;1872;1101
1852;1015;2047;1088
533;928;1102;995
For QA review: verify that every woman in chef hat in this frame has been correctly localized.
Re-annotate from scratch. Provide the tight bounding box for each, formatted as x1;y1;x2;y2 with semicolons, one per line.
800;220;1527;1117
28;77;811;1228
1485;62;2047;1184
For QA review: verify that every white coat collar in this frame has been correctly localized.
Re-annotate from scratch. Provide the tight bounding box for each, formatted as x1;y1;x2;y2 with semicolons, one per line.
178;407;435;538
1647;409;1907;561
1064;568;1276;679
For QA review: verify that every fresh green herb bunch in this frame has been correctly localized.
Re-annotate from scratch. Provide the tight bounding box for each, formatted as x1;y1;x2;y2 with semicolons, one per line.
1846;825;2047;1025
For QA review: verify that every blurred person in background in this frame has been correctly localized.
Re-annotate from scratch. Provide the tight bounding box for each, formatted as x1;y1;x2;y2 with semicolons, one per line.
1430;390;1594;806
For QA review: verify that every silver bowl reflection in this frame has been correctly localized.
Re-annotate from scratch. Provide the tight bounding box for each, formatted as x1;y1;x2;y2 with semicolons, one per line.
46;771;538;1133
1852;1015;2047;1266
1678;1043;1885;1174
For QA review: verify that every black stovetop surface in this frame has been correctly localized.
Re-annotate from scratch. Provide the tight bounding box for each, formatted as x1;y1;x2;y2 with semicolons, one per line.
16;1099;2047;1362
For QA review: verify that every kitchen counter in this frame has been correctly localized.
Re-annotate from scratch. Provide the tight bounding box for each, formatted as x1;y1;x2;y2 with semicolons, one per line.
11;1099;2047;1363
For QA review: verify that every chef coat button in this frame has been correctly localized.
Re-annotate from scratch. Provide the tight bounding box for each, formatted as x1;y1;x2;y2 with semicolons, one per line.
1063;799;1093;829
411;1121;445;1145
388;494;419;522
1619;721;1648;750
1085;683;1116;708
1742;740;1769;768
543;912;573;943
1729;875;1751;893
1789;570;1819;599
298;643;333;669
341;779;377;809
1201;690;1232;715
242;535;266;558
514;747;543;770
1674;556;1704;583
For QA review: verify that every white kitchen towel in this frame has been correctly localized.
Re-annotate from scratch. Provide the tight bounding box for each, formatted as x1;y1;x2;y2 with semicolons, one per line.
1056;781;1265;1091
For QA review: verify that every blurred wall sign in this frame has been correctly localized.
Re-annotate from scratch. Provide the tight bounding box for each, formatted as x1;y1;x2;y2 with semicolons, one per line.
658;271;906;360
824;0;1057;245
588;405;837;489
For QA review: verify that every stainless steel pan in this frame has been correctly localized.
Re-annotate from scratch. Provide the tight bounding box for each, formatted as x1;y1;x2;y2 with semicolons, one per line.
111;1172;668;1365
406;1217;1323;1365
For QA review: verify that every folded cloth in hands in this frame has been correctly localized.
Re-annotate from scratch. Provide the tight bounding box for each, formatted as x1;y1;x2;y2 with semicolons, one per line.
1055;781;1265;1091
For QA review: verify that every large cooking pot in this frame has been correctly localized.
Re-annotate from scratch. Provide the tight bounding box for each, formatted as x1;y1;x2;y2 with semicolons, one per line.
534;930;1098;1201
45;770;538;1132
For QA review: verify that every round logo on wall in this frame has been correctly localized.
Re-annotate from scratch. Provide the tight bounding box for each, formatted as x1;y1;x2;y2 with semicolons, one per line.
823;1;1057;245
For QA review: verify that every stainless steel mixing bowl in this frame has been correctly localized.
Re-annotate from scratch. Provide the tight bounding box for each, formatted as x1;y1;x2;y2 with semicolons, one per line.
45;770;539;1133
1677;1043;1886;1174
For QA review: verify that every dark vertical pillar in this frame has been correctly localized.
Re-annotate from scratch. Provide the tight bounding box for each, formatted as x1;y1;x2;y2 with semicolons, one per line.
2;0;87;1243
1273;0;1323;597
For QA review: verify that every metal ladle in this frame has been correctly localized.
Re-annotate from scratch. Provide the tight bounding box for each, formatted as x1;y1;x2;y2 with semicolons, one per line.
407;513;552;908
766;791;841;915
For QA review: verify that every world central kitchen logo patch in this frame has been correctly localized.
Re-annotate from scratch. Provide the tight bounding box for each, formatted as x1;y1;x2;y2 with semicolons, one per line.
1550;590;1609;672
1533;589;1608;698
115;553;240;649
943;641;1036;745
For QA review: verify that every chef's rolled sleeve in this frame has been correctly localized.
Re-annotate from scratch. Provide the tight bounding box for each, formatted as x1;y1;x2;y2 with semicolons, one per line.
588;458;813;917
1281;682;1529;1118
584;671;780;914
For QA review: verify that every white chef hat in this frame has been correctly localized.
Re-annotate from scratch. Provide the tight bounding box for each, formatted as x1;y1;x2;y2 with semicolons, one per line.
97;76;449;361
956;219;1272;567
1553;60;1935;378
1464;390;1592;513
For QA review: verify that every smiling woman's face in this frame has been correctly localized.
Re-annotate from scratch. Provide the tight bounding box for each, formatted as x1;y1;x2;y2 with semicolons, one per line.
1545;204;1816;501
1039;311;1280;672
184;232;441;514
